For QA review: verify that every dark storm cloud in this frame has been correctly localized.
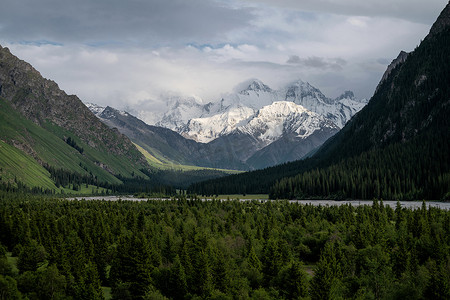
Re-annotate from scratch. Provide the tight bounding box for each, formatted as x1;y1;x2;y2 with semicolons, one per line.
287;55;347;71
0;0;254;45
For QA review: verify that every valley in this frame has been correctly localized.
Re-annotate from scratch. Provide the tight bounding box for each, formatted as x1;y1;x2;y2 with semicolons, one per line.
86;80;367;171
0;1;449;300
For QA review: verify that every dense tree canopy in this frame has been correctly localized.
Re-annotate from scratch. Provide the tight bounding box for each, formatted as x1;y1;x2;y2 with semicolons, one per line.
0;192;449;299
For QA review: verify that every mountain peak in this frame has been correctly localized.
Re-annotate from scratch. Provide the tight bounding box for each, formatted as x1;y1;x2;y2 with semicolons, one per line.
239;100;337;144
285;79;333;105
239;79;272;95
428;1;450;38
288;79;305;85
335;91;355;101
285;79;308;90
171;95;203;108
256;101;309;117
84;102;105;116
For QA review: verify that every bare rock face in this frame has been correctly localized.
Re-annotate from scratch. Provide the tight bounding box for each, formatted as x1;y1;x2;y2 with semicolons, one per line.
0;44;147;168
428;2;450;38
375;51;409;93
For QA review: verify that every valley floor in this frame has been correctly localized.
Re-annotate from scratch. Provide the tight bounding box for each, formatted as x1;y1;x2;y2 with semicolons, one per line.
68;195;450;209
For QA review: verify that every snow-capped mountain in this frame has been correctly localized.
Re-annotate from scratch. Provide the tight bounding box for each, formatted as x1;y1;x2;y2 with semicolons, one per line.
156;95;208;133
282;81;367;128
85;99;338;170
238;101;338;146
86;79;367;170
155;79;279;142
148;79;367;144
203;101;340;167
182;105;255;143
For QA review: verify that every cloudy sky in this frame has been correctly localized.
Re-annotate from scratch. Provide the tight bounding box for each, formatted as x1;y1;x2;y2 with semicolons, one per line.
0;0;447;117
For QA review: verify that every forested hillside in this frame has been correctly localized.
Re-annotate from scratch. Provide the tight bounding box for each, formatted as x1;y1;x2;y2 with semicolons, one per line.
0;193;449;299
189;5;450;200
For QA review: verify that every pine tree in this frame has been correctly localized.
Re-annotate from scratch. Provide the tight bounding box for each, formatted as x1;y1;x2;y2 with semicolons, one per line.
194;249;213;298
110;233;155;299
17;240;48;273
310;242;343;300
276;261;309;299
168;255;187;299
261;239;283;286
211;249;230;294
0;275;21;300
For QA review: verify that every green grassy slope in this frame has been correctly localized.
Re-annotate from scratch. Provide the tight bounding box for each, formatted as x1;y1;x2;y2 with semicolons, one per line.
0;98;149;189
134;143;239;174
41;121;148;181
0;44;152;191
0;140;56;189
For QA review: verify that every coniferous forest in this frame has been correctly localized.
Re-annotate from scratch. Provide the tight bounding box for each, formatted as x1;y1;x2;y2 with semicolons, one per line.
0;192;449;299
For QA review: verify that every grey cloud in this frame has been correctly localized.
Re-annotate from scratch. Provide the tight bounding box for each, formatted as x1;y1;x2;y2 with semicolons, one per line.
286;55;302;64
244;0;448;25
287;55;347;71
0;0;254;45
376;58;391;65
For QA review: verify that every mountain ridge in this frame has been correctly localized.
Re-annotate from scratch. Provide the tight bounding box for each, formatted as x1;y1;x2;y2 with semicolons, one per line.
0;44;151;191
150;79;367;143
0;45;146;167
87;99;340;170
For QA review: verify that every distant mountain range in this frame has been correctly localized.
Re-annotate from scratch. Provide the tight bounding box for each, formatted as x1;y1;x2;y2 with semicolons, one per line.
87;80;367;170
189;2;450;200
149;79;367;143
85;103;247;170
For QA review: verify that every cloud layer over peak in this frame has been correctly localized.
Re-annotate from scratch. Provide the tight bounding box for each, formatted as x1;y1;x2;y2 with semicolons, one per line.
1;0;447;113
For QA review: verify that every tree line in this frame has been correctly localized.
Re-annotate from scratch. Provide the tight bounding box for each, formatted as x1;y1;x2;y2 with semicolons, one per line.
0;164;178;196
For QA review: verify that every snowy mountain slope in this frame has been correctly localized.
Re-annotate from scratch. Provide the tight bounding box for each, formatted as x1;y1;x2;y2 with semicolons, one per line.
237;101;338;146
182;105;255;143
281;81;367;128
155;95;211;133
205;101;340;167
148;79;367;144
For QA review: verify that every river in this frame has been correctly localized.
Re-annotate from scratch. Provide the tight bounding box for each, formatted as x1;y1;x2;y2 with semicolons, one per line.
68;196;450;210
